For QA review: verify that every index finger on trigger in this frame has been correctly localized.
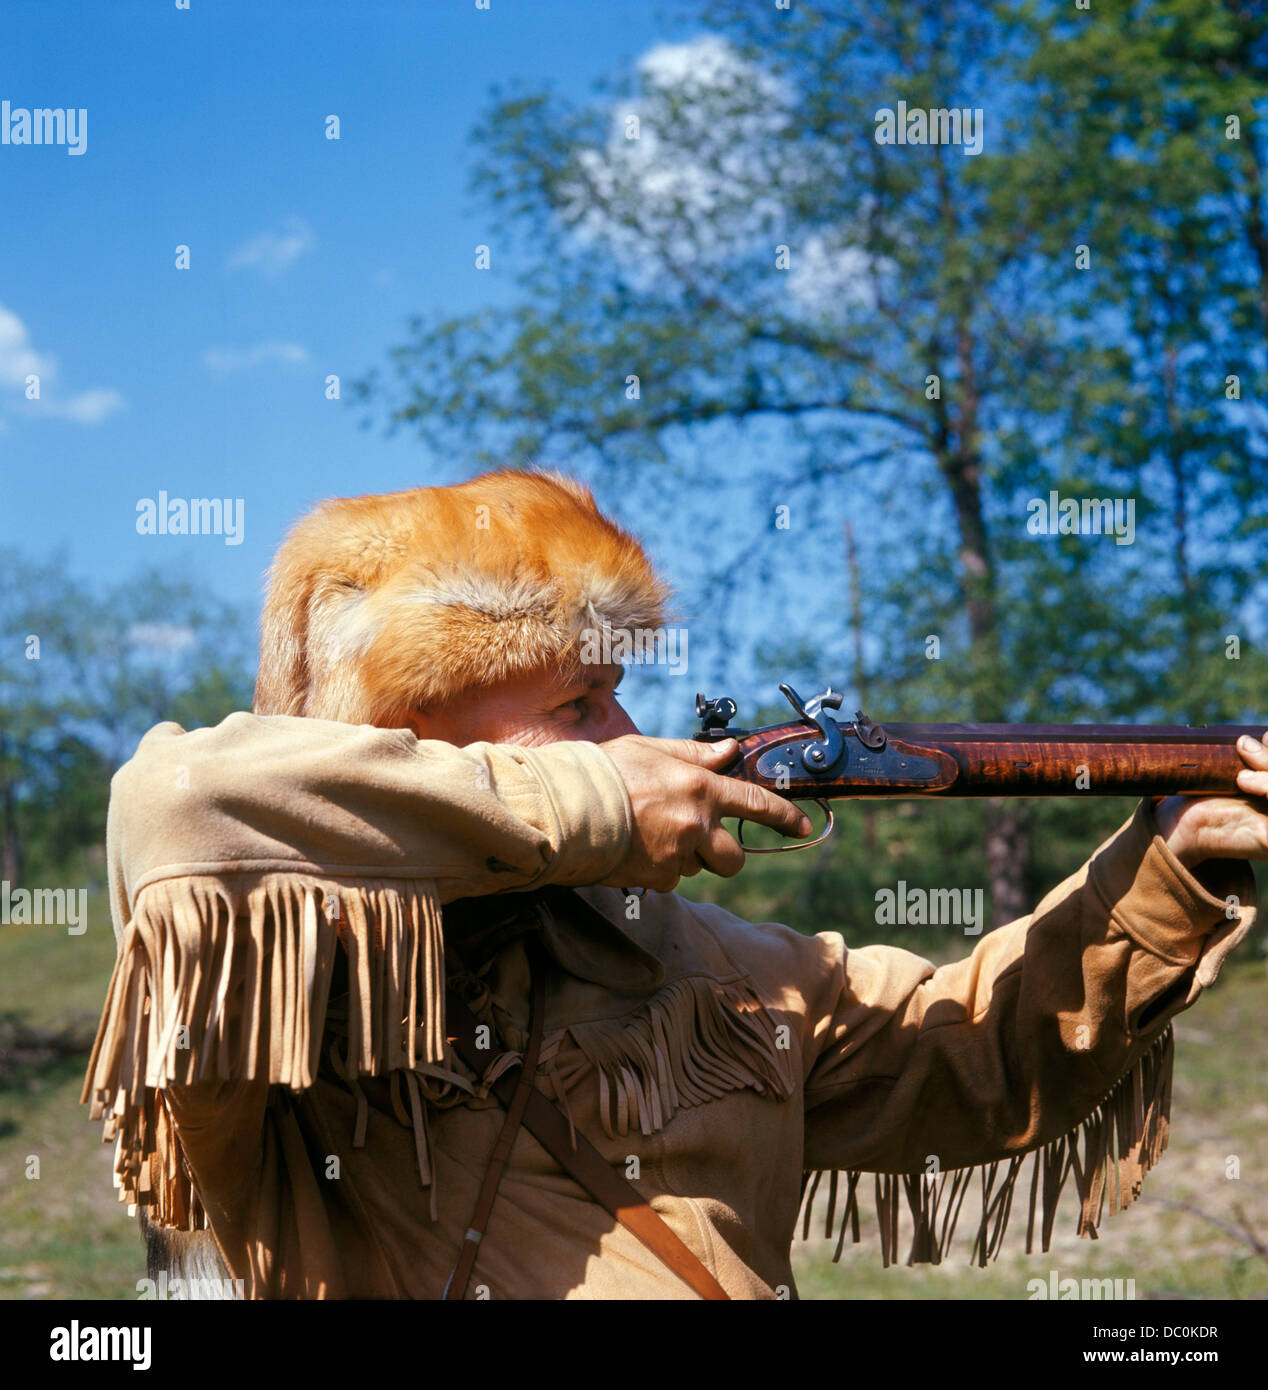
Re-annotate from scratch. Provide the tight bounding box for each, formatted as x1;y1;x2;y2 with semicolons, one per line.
714;775;812;836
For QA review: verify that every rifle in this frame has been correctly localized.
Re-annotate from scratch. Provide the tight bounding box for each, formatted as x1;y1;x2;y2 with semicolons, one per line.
694;684;1268;853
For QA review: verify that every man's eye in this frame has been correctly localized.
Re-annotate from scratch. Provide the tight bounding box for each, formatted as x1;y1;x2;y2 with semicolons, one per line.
558;697;589;717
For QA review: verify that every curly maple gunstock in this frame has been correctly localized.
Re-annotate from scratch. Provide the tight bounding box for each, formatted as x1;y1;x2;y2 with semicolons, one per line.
721;719;1267;800
693;689;1268;852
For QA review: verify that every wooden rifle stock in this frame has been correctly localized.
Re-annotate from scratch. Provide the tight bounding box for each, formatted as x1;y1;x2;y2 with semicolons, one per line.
693;687;1267;850
721;718;1263;799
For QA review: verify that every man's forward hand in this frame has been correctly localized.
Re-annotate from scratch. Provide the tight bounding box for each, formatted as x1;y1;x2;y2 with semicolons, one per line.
598;735;812;893
1156;731;1268;866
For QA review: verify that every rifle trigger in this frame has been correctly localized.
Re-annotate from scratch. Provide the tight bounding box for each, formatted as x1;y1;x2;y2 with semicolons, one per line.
738;799;834;855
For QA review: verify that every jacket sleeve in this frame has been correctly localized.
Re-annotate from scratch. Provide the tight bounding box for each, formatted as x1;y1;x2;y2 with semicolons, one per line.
798;799;1256;1262
83;711;634;1234
105;710;634;924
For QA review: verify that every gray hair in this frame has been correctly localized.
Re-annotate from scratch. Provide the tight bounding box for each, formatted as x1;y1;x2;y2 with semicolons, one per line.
139;1211;241;1299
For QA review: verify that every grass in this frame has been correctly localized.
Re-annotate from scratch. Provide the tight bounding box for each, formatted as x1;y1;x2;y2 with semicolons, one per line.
792;959;1268;1299
2;880;1265;1300
0;884;151;1299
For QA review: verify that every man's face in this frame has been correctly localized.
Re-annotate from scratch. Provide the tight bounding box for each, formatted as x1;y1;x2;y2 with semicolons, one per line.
402;661;638;748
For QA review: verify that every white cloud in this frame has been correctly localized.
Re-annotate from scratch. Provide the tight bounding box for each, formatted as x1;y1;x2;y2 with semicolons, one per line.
226;218;315;275
128;622;196;653
557;39;892;329
0;303;126;425
204;340;310;374
559;36;799;278
0;304;56;387
786;234;888;316
49;388;127;424
638;33;775;96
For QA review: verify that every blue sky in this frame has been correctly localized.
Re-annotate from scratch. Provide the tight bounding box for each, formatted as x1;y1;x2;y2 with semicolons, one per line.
2;0;866;738
6;2;1255;738
1;8;696;574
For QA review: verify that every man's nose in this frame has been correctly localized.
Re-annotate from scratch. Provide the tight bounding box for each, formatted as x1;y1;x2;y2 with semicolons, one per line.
596;699;639;740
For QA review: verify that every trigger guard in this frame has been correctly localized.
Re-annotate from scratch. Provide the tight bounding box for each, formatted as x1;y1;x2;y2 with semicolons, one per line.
737;799;834;855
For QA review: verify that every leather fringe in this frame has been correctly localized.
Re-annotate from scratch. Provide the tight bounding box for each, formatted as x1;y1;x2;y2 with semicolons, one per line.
80;873;446;1226
563;975;797;1139
799;1025;1174;1266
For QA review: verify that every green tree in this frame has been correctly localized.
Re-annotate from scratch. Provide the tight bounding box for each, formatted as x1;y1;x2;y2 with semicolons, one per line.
1012;0;1268;723
356;0;1268;923
0;551;255;883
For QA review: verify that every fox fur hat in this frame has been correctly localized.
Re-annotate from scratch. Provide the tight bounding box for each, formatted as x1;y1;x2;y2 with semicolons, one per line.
254;469;671;725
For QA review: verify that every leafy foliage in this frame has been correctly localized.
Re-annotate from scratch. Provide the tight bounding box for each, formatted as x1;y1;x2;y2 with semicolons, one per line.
0;551;255;884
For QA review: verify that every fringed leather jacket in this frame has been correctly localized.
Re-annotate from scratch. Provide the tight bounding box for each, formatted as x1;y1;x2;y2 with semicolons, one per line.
83;712;1256;1297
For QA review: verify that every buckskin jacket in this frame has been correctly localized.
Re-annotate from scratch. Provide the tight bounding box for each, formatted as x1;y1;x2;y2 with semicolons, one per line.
83;712;1256;1299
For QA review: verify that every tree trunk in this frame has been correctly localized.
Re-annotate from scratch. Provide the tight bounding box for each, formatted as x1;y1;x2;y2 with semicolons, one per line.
985;799;1030;927
1163;340;1198;721
931;263;1032;928
941;436;1030;926
843;521;875;861
1;772;21;888
1235;125;1268;346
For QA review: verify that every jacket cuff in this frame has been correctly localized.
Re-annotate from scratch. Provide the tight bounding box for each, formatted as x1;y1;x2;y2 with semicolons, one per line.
1089;799;1256;979
515;741;634;887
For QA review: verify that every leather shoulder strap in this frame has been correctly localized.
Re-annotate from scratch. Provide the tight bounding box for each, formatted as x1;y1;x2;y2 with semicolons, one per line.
442;947;547;1301
444;956;730;1301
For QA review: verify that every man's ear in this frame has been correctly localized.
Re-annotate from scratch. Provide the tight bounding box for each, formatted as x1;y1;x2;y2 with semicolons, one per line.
371;706;427;736
398;706;459;742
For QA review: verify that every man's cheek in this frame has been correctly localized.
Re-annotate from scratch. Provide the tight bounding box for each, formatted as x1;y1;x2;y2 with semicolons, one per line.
504;720;577;748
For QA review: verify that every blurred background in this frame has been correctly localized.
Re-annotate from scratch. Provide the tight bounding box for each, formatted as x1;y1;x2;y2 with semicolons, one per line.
2;0;1267;1299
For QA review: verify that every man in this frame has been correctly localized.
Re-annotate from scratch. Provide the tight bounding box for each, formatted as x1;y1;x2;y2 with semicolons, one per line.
84;469;1265;1299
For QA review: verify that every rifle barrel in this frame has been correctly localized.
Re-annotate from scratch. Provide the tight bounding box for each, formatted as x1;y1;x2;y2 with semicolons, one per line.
729;721;1268;800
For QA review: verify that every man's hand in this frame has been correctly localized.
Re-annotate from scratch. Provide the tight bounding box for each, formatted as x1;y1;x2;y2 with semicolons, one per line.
599;735;812;892
1154;732;1268;868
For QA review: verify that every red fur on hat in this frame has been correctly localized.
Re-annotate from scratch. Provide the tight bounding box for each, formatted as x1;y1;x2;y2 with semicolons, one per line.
254;470;671;725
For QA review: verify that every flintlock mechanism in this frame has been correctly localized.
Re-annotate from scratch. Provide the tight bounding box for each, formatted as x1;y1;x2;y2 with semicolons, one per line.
694;683;1268;855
